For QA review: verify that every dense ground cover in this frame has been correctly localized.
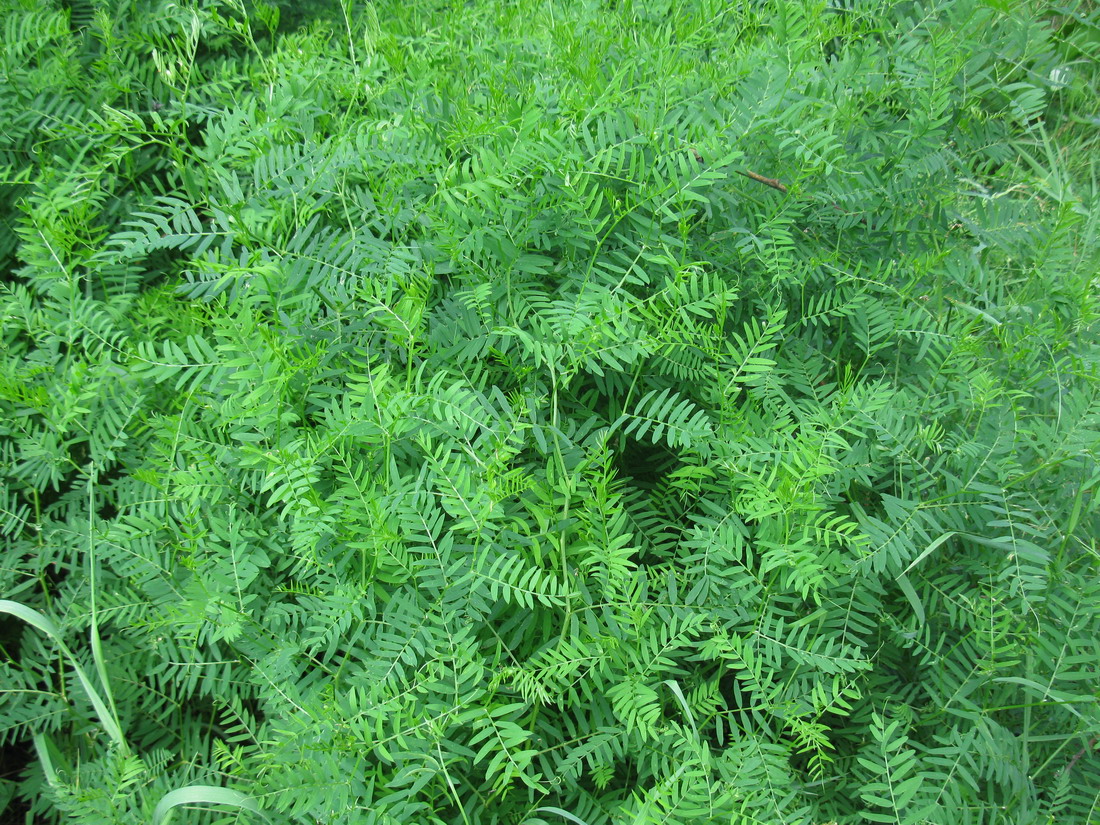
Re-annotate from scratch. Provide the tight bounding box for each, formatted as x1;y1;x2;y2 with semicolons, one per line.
1;0;1098;822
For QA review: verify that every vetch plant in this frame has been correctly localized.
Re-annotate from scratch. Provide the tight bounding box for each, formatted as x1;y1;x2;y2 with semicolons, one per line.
1;0;1098;823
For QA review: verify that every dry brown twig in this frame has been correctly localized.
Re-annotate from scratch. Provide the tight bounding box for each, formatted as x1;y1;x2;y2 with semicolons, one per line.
737;170;789;194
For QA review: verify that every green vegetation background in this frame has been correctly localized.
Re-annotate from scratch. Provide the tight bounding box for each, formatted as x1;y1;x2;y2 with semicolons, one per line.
1;0;1098;822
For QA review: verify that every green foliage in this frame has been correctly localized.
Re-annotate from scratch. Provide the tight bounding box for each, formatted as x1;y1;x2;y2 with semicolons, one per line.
2;0;1098;823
